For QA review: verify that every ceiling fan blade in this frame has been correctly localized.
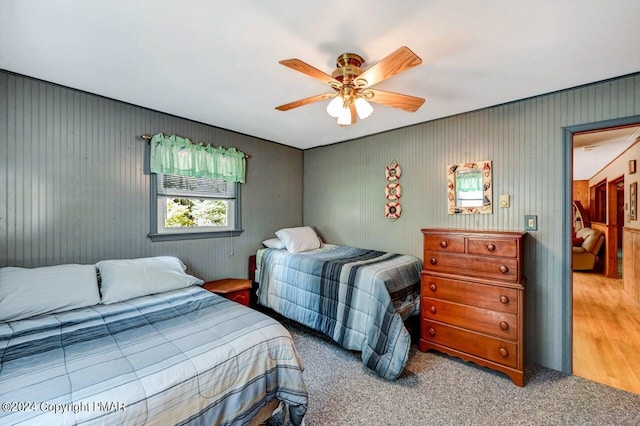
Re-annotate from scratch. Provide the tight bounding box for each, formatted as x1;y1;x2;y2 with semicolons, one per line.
275;93;335;111
367;89;425;112
279;59;342;87
355;46;422;88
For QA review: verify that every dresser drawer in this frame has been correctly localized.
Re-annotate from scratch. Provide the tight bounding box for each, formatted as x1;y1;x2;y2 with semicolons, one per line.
467;237;518;258
424;234;465;253
423;297;518;340
424;251;520;283
422;319;518;368
421;275;519;314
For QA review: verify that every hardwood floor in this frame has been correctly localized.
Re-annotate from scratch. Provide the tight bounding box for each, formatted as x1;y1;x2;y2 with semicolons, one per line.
573;271;640;394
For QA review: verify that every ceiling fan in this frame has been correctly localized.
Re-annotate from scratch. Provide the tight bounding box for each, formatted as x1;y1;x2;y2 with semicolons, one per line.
275;46;425;126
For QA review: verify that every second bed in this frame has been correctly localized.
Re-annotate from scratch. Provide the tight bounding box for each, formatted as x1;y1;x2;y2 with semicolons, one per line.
254;243;422;380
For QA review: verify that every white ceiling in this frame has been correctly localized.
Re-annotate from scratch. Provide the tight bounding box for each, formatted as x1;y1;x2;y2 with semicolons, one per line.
573;126;640;180
1;0;639;152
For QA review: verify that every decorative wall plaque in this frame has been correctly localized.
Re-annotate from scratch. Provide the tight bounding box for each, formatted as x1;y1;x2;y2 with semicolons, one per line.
385;160;402;221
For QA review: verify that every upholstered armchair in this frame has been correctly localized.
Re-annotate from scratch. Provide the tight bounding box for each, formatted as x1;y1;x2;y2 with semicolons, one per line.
572;227;605;271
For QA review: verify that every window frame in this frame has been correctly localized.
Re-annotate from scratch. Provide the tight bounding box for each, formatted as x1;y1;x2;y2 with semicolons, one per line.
148;173;243;242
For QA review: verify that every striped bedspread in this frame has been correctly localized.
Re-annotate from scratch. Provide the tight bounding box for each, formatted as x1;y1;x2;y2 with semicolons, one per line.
0;286;307;425
257;244;422;380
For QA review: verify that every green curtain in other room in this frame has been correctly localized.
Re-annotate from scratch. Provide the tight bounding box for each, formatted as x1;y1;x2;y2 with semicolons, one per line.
149;133;246;183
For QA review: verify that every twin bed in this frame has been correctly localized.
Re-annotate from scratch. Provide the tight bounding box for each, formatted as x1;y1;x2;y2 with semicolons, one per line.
253;227;422;380
0;257;307;425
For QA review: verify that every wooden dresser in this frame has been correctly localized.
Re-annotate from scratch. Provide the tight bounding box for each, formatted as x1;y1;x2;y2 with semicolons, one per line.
419;229;526;386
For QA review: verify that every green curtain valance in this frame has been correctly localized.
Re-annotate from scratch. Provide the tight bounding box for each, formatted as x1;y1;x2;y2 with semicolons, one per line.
455;171;482;192
149;133;246;183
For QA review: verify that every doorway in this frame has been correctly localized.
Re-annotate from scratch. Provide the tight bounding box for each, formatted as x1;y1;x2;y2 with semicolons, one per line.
567;118;640;394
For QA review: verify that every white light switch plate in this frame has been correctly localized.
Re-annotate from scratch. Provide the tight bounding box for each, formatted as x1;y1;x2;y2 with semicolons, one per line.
525;215;538;231
499;194;510;208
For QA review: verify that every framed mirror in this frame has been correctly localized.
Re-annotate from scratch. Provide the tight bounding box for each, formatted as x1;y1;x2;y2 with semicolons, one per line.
447;160;493;214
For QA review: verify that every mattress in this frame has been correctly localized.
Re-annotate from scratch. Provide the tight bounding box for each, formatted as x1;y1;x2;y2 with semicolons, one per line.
0;286;307;425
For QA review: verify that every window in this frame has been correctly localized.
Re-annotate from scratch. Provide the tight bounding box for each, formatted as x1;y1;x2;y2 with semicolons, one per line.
149;174;242;241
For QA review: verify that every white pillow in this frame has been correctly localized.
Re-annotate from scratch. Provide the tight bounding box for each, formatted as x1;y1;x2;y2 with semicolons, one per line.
97;256;203;304
275;226;322;253
263;238;286;249
0;264;100;322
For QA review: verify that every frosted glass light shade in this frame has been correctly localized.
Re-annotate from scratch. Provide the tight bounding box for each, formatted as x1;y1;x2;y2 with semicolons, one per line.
355;98;373;119
326;96;343;118
337;107;352;125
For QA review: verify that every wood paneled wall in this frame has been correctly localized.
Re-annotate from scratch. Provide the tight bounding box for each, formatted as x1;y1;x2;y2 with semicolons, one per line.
303;73;640;373
573;180;590;212
0;71;304;280
623;228;640;304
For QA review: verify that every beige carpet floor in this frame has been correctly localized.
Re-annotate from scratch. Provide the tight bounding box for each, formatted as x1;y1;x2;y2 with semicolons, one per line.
272;316;640;426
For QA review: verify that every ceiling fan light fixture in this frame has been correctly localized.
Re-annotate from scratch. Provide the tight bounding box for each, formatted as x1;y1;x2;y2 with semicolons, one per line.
276;46;424;125
326;96;343;118
355;97;373;120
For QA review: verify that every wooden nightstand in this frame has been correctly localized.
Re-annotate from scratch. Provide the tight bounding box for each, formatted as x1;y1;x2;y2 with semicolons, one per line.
203;278;252;307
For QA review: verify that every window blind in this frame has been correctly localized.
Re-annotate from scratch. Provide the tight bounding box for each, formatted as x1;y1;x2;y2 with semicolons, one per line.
157;174;236;199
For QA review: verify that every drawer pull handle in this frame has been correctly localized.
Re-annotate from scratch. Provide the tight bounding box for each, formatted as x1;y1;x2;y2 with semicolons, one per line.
430;305;437;314
499;265;509;274
429;283;437;292
428;327;436;336
440;240;448;248
499;321;509;331
486;243;496;252
430;257;438;265
499;347;509;357
499;295;510;304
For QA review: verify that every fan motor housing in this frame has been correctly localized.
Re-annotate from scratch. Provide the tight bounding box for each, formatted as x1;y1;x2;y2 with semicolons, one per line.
335;53;364;68
332;53;365;85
